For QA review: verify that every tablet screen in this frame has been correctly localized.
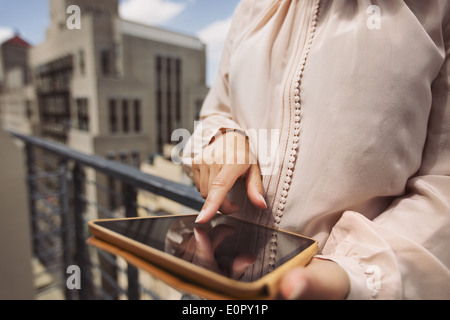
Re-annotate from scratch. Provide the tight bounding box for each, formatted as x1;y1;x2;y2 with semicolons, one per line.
93;214;316;282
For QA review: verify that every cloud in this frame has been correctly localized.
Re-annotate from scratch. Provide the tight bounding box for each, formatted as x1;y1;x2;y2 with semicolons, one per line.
120;0;187;26
197;17;232;86
0;27;14;45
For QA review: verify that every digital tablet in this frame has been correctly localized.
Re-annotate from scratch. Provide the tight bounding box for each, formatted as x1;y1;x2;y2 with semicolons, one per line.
88;213;318;300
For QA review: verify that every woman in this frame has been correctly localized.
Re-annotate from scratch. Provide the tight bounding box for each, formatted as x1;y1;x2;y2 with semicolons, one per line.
182;0;450;299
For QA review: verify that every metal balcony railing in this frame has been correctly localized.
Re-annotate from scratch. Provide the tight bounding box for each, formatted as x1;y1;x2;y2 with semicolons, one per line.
8;130;204;300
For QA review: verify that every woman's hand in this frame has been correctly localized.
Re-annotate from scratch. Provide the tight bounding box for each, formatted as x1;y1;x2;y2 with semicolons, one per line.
192;130;267;223
279;258;350;300
173;224;256;279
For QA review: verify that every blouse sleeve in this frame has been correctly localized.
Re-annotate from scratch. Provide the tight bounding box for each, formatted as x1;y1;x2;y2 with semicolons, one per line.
317;24;450;300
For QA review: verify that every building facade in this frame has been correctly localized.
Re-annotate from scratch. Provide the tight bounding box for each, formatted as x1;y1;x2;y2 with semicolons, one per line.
31;0;207;159
0;0;208;216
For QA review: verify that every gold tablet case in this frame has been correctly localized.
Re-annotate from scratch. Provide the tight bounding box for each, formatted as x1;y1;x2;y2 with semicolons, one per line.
87;215;318;300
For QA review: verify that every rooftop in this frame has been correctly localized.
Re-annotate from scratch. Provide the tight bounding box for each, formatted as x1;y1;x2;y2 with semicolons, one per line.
1;34;31;48
120;19;205;51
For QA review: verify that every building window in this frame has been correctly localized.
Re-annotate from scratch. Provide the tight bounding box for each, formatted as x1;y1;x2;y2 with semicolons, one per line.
25;100;32;120
131;150;140;168
39;94;70;143
79;50;85;76
195;99;203;120
175;58;182;126
122;99;129;133
76;98;89;131
166;57;172;141
109;99;117;133
156;55;163;152
154;55;183;151
134;99;141;133
100;47;110;76
119;150;127;164
156;55;162;86
23;68;31;85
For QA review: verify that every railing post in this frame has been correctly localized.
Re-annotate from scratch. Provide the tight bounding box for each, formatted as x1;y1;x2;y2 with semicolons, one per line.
24;143;38;255
58;158;73;300
123;183;139;300
72;163;92;299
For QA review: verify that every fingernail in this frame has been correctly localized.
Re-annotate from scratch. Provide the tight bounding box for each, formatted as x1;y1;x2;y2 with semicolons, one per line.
193;228;200;240
195;209;206;223
287;279;307;300
259;194;267;209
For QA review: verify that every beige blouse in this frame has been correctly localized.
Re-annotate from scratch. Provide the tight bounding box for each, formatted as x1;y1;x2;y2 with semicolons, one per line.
183;0;450;299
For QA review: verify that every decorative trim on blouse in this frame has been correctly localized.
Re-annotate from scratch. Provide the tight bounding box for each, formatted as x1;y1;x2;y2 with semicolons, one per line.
268;1;320;272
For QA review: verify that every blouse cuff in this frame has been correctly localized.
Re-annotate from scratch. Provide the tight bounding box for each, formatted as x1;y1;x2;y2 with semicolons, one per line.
316;211;403;300
315;254;374;300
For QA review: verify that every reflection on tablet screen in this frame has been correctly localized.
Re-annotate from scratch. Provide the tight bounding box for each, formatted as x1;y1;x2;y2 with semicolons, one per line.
94;214;315;282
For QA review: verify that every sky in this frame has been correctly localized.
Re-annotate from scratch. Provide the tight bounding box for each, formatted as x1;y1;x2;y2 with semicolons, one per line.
0;0;242;86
